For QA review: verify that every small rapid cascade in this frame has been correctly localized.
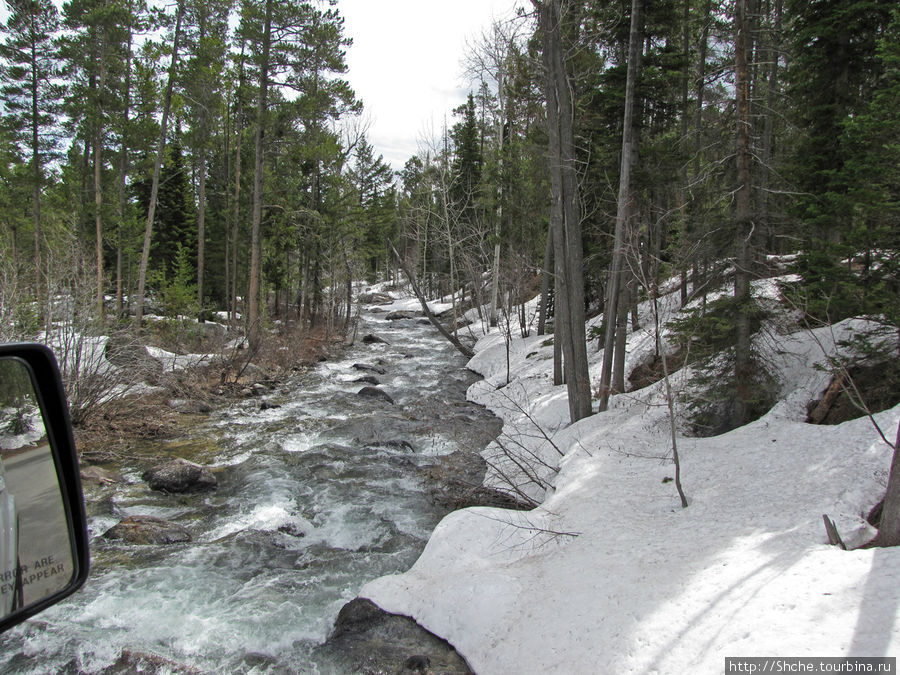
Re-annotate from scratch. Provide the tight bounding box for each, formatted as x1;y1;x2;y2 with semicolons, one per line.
0;310;499;674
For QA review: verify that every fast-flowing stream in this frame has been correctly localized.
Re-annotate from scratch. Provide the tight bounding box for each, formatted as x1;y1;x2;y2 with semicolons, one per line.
0;309;499;673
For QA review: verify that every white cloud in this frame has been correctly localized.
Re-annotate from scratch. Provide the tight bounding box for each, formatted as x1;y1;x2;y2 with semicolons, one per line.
336;0;523;171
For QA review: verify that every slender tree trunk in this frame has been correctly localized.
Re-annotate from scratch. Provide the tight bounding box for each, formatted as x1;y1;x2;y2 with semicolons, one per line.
734;0;755;424
599;0;643;412
538;0;591;422
116;17;133;319
134;0;185;330
759;0;782;251
28;20;42;313
248;0;272;349
489;70;506;328
94;38;107;317
197;148;207;314
389;241;474;359
537;224;553;336
230;48;245;327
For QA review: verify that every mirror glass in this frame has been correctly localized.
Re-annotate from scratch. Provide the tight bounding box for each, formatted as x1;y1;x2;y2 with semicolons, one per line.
0;357;74;620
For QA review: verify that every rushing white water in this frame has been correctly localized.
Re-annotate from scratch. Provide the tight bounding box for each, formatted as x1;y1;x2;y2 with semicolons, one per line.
0;312;498;673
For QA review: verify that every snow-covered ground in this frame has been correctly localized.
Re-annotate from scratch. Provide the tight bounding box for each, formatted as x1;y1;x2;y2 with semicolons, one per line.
359;279;900;673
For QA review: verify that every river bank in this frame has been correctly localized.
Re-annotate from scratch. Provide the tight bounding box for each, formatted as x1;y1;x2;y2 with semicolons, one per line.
2;294;506;673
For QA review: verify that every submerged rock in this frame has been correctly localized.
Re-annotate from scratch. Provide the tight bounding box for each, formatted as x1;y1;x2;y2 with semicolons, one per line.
142;457;217;493
315;598;472;674
104;515;192;545
362;334;389;345
353;375;381;385
353;363;387;375
385;310;419;321
357;386;395;405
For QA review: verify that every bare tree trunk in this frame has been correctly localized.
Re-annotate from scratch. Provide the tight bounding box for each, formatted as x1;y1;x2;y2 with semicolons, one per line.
27;18;42;315
197;148;207;315
734;0;755;424
389;241;474;359
116;24;132;319
94;37;107;318
537;224;553;336
538;0;591;422
230;52;245;328
871;420;900;546
599;0;642;412
248;0;272;349
134;0;185;330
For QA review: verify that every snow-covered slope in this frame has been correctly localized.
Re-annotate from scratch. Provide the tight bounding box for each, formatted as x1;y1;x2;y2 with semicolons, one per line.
360;279;900;674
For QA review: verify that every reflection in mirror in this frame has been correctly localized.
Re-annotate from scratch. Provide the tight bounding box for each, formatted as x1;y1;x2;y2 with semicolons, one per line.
0;357;74;621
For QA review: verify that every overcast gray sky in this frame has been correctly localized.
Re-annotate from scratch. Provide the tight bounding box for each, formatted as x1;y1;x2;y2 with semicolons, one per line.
336;0;523;172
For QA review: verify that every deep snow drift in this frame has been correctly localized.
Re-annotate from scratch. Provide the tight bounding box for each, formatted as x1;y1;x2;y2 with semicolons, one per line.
359;280;900;674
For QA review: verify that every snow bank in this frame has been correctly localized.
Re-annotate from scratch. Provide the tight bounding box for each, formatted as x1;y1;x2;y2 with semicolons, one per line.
360;279;900;673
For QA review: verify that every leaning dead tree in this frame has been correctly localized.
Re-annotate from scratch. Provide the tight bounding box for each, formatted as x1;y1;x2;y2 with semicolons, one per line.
388;241;475;359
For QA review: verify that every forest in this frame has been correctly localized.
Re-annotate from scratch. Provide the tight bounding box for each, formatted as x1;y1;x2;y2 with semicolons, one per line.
1;0;898;513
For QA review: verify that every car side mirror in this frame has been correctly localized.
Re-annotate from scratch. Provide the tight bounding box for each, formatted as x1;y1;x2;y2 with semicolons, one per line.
0;343;89;633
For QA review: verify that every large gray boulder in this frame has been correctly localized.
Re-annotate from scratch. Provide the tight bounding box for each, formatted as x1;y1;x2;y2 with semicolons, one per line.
142;457;217;493
315;598;472;674
357;386;395;405
104;515;192;545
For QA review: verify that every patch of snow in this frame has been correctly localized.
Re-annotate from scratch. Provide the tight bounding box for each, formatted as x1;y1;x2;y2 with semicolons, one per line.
360;276;900;673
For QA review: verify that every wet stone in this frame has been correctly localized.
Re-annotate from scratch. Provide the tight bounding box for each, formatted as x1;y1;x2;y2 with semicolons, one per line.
353;363;387;375
385;310;420;321
104;515;192;545
353;375;381;385
357;386;395;404
315;598;473;674
142;457;217;493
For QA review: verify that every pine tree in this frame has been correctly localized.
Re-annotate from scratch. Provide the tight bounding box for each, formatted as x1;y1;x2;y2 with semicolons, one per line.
182;0;232;313
60;0;134;314
450;93;482;224
787;0;894;321
0;0;64;305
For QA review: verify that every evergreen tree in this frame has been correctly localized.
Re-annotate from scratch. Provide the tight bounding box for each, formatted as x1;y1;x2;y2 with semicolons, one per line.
450;92;482;222
134;142;196;280
0;0;64;303
348;135;394;279
182;0;232;311
786;0;894;321
60;0;134;312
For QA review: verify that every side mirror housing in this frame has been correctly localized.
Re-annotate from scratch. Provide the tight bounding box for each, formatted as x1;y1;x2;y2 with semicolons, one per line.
0;343;90;632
